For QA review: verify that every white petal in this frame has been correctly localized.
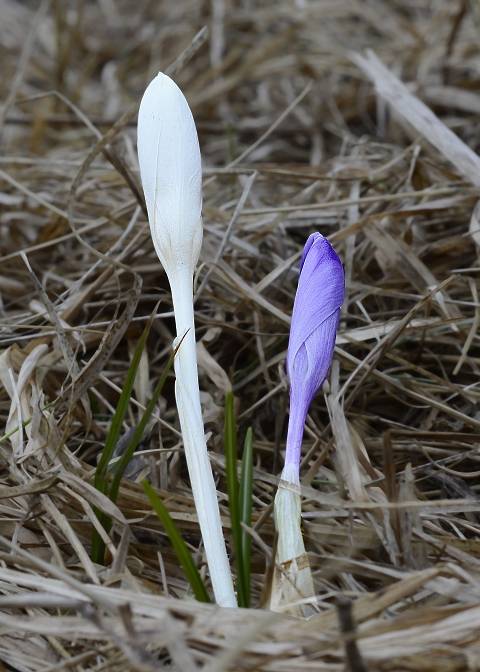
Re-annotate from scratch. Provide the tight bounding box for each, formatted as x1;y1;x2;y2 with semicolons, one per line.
137;73;202;276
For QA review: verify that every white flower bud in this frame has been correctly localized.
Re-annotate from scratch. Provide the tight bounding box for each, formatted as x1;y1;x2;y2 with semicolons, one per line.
138;73;236;608
138;73;202;280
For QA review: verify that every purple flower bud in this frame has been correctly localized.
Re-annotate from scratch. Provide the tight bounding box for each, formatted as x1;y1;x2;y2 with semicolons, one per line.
284;233;345;469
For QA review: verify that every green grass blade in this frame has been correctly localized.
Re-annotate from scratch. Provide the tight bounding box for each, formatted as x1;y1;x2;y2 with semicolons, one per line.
91;313;154;563
239;427;253;607
107;343;177;505
94;319;152;493
224;391;246;606
143;480;210;603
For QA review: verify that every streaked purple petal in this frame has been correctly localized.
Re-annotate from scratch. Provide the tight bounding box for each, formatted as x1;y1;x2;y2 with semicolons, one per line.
287;235;344;383
284;233;344;469
299;231;321;270
284;310;340;468
289;309;340;405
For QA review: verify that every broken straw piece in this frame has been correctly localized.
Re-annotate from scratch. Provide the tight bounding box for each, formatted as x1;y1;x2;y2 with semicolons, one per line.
352;50;480;247
352;50;480;188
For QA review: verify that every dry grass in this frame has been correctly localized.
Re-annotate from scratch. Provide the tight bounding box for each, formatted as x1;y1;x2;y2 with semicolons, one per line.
1;0;480;669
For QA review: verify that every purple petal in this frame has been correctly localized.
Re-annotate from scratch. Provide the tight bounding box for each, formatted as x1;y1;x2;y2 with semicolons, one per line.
287;234;344;388
284;234;344;469
299;231;323;271
289;309;340;405
285;309;340;468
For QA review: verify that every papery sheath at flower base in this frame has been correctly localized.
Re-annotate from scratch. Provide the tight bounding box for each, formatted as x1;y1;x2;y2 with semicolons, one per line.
270;232;344;616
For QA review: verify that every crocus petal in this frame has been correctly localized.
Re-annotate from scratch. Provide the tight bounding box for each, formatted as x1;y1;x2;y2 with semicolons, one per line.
285;309;340;469
287;233;344;402
284;233;344;468
137;72;203;277
289;310;340;408
299;230;319;270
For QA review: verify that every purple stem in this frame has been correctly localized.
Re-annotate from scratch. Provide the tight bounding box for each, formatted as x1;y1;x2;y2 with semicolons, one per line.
284;390;309;472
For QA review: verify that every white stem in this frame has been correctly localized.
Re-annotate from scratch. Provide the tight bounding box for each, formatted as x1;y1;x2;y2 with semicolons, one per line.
274;464;303;565
271;464;315;614
170;268;237;608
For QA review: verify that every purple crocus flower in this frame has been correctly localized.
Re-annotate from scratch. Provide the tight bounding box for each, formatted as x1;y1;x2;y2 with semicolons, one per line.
284;232;345;471
270;232;344;614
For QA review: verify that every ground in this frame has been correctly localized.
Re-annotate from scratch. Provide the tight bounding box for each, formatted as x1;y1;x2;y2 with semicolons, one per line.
1;1;480;670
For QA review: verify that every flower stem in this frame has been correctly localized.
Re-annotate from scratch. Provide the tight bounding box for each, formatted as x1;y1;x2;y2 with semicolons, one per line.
284;390;308;475
170;269;237;608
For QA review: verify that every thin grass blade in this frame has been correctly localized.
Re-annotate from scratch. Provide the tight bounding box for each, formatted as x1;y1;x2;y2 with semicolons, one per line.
94;316;154;493
108;341;180;504
143;480;210;603
91;314;155;563
239;427;253;606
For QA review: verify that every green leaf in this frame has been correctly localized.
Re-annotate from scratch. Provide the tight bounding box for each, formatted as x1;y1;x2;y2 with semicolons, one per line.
239;427;253;606
91;317;154;563
224;391;246;606
107;342;178;505
143;480;210;603
94;320;152;493
91;308;166;564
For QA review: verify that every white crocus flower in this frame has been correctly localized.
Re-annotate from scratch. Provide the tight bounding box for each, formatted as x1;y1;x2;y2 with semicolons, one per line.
137;72;236;608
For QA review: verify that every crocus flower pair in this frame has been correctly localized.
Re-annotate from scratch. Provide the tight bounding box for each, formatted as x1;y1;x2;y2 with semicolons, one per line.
137;72;344;611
